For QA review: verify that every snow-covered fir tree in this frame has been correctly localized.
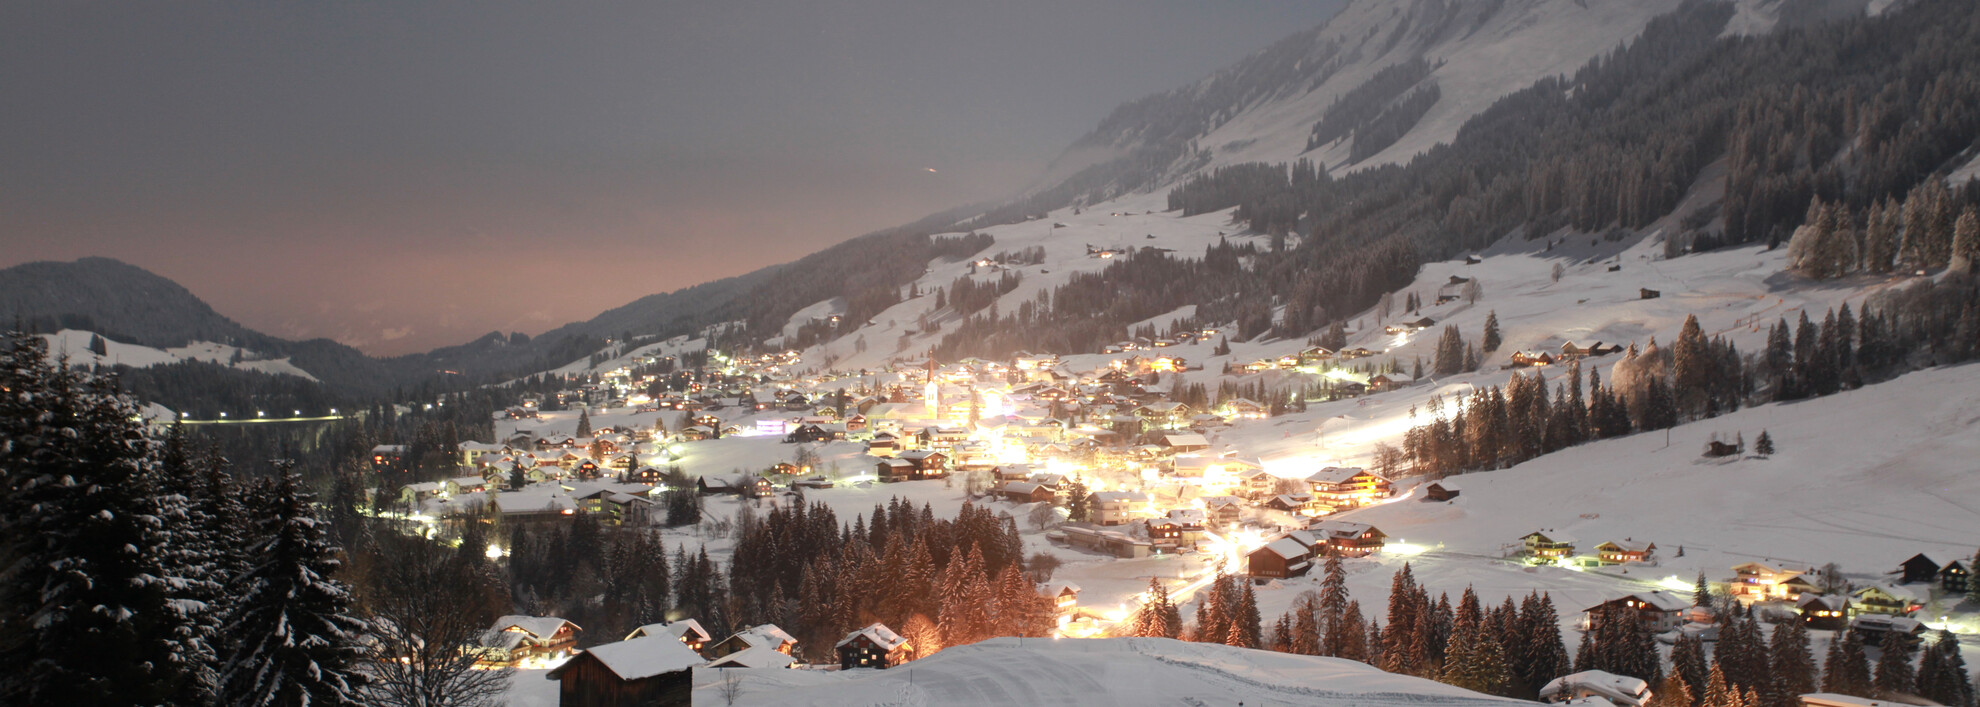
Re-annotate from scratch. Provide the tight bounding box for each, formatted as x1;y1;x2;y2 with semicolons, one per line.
217;471;369;706
0;333;205;705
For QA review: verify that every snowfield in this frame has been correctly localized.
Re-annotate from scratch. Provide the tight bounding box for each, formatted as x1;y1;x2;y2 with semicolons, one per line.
687;636;1531;707
37;328;320;381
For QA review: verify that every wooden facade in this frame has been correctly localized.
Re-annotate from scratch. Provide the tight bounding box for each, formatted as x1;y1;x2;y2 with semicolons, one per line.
546;651;691;707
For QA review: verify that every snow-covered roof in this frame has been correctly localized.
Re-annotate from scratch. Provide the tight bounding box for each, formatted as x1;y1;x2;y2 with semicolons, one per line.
1091;491;1148;503
730;624;796;649
1589;591;1688;613
707;644;796;669
490;615;576;640
1258;536;1310;560
1305;466;1374;484
553;635;704;680
1163;433;1210;447
1540;670;1650;707
835;622;909;652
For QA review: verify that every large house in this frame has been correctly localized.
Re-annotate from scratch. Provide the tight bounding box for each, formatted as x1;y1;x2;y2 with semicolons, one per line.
478;616;581;668
1304;467;1391;508
544;634;700;706
705;624;797;661
1727;561;1818;603
1595;540;1657;564
837;623;914;670
1850;583;1922;617
626;619;710;653
1090;491;1150;526
1522;531;1576;561
1307;520;1388;557
1582;591;1689;633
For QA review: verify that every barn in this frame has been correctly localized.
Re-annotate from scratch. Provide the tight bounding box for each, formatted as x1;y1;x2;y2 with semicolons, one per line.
544;635;701;706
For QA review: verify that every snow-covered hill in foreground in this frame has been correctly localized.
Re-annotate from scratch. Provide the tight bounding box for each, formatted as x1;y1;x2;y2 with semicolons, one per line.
691;637;1527;707
37;328;319;381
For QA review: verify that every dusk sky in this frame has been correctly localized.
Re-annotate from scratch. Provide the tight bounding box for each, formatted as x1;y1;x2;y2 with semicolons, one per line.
2;1;1341;356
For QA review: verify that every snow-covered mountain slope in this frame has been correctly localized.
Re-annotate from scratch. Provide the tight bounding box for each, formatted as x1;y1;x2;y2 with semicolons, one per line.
690;637;1527;707
1346;361;1980;589
1049;0;1838;194
38;329;319;381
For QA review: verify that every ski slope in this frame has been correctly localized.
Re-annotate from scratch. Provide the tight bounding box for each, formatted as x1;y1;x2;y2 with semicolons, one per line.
689;636;1529;707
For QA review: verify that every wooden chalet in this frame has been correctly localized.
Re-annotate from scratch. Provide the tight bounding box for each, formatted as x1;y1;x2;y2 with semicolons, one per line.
836;623;913;670
1595;540;1656;564
1510;350;1556;367
1582;591;1688;633
545;635;700;707
1146;518;1186;552
1198;495;1244;527
479;616;581;668
1233;468;1276;498
1383;317;1436;335
896;450;950;480
1265;492;1318;514
1044;582;1082;611
1941;558;1970;593
1847;615;1926;648
1797;594;1849;631
1727;561;1816;603
1522;531;1576;561
1247;535;1314;579
1896;553;1941;584
1850;583;1922;617
1367;374;1413;392
1307;520;1387;557
876;457;915;482
370;444;409;473
705;624;797;661
999;481;1057;505
626;619;710;653
1161;432;1210;452
1424;481;1460;501
1560;341;1623;358
1304;467;1391;508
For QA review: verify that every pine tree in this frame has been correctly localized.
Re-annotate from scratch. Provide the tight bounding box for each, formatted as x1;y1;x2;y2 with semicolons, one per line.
1318;555;1350;655
1823;629;1873;697
1292;597;1322;655
1754;430;1775;457
1673;635;1711;707
576;409;592;438
1768;619;1816;707
0;334;203;704
1482;311;1502;353
218;472;368;705
1514;592;1571;699
1952;205;1980;274
1702;665;1737;707
1873;629;1919;698
1435;326;1468;376
1651;673;1697;707
1915;629;1973;707
1694;572;1714;607
1970;548;1980;606
1674;314;1711;417
1226;583;1262;649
